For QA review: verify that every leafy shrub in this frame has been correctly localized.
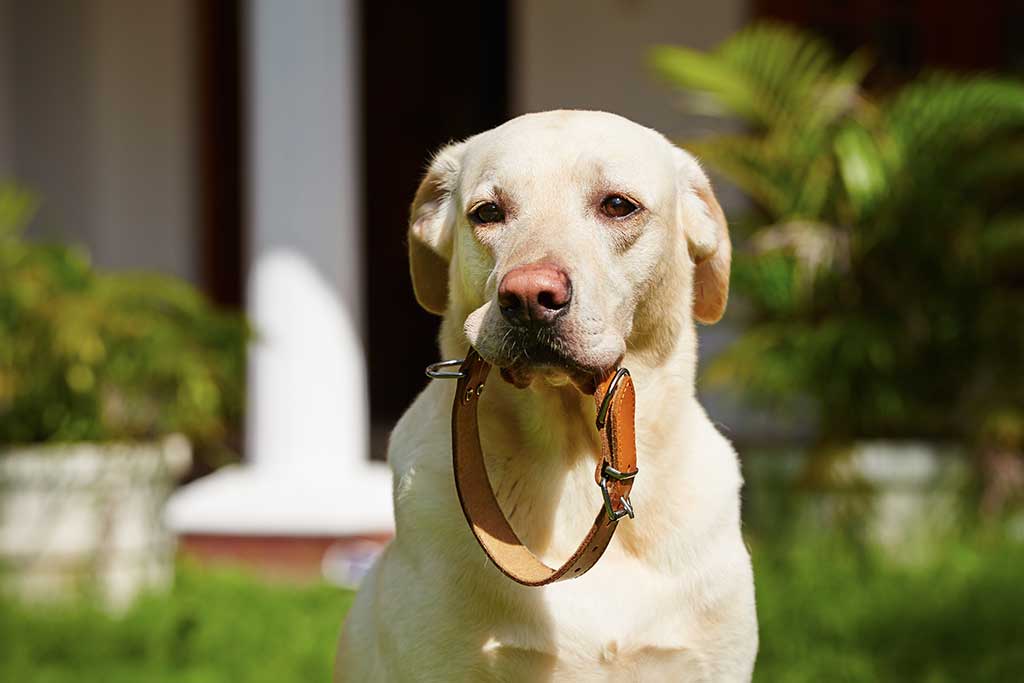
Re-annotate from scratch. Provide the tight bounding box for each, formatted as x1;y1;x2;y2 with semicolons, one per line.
0;186;248;457
651;24;1024;446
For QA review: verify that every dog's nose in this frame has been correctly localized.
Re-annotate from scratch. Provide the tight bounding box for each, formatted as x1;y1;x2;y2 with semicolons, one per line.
498;262;572;326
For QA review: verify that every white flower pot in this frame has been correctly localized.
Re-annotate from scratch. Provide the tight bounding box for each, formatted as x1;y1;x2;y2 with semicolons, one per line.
816;441;969;550
745;440;971;557
0;435;191;609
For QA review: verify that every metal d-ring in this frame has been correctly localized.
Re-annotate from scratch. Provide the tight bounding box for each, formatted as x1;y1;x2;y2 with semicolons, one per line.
599;466;637;522
425;359;467;380
595;367;630;430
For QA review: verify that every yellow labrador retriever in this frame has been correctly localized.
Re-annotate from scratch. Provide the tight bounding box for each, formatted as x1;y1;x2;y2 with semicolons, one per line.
336;110;757;682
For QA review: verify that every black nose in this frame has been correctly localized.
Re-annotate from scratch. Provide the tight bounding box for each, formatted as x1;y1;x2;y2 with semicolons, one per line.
497;262;572;326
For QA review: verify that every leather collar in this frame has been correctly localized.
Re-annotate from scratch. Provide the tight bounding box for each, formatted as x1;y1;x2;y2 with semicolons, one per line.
440;349;638;586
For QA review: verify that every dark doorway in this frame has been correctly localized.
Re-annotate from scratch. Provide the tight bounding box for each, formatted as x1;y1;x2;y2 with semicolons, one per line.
361;1;510;458
194;0;245;309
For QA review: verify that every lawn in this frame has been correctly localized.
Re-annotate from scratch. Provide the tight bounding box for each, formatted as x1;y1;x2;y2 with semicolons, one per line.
0;564;354;683
752;531;1024;682
3;532;1022;682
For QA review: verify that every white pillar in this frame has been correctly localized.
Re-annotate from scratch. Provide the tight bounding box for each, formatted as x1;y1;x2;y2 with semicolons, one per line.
167;0;393;538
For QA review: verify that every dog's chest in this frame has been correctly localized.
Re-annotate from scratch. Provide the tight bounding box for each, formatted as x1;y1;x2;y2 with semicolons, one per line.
480;559;711;677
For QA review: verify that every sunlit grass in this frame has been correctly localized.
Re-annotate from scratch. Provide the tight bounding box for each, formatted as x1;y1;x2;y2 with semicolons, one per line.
3;532;1022;682
0;562;353;683
753;530;1024;682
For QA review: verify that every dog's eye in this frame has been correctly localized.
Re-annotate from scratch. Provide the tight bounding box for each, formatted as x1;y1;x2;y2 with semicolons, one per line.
600;194;639;219
469;202;505;225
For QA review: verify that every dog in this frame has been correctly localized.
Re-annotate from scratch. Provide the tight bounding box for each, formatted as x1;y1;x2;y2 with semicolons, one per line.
336;110;757;682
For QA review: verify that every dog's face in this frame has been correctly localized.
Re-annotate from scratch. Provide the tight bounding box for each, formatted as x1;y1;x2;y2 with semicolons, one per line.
409;111;730;390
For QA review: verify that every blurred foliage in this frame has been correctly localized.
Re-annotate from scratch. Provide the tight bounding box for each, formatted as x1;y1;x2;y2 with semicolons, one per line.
0;563;352;683
0;186;248;458
2;535;1022;681
652;23;1024;446
752;529;1024;682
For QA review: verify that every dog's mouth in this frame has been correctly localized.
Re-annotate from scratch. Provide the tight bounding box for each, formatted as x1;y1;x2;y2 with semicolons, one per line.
480;328;616;395
464;300;626;394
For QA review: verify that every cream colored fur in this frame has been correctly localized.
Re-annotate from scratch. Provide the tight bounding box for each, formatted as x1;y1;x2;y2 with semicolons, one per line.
336;111;757;682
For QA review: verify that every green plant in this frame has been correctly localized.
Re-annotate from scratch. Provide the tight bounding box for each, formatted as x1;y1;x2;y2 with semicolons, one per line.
651;24;1024;450
0;562;353;683
0;186;248;458
3;535;1023;682
751;529;1024;682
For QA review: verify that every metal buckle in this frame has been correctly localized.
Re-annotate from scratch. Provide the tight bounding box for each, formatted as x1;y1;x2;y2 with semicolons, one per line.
595;368;630;430
425;359;466;379
599;463;637;522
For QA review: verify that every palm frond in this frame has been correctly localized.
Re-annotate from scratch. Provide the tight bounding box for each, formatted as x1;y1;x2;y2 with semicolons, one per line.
684;134;795;215
654;25;1024;441
883;75;1024;173
833;122;889;219
651;22;869;131
686;131;839;219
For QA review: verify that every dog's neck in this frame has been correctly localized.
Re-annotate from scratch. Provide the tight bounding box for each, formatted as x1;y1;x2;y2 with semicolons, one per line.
438;291;704;566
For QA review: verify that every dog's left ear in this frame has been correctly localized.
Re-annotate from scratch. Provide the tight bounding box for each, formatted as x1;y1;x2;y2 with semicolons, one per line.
673;148;732;324
408;141;466;315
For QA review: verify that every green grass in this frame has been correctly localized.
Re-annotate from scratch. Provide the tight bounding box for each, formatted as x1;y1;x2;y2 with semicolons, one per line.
2;534;1022;682
0;563;354;683
753;531;1024;682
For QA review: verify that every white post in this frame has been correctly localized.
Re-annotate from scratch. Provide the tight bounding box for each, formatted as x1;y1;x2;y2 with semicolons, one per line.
167;0;392;540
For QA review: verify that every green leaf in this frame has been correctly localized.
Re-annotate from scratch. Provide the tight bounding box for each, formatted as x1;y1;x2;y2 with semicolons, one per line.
651;22;870;132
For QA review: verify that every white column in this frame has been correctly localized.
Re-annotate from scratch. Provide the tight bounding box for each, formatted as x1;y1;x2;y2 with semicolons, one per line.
167;0;393;538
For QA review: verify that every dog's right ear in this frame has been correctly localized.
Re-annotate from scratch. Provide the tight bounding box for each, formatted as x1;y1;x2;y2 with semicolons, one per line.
408;141;466;315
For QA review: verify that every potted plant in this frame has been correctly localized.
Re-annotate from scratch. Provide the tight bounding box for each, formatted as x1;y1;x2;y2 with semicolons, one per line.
650;24;1024;545
0;186;248;606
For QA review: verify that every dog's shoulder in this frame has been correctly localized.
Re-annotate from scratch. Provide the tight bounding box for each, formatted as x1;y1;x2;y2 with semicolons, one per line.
387;380;452;479
386;380;470;546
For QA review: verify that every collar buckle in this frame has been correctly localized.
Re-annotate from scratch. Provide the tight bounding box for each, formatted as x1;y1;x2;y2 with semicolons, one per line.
599;463;638;522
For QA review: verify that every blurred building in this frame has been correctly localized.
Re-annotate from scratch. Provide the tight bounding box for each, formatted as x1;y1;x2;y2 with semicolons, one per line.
0;0;1019;577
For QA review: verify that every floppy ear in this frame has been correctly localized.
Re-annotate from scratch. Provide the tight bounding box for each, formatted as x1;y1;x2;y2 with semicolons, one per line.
408;141;466;315
674;148;732;324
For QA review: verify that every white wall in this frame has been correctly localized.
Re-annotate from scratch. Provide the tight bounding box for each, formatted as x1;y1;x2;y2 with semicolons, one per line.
514;0;747;144
5;1;98;248
0;0;13;174
0;0;198;283
91;0;198;282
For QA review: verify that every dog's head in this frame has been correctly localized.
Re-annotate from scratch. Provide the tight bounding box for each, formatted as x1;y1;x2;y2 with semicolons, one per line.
409;111;730;391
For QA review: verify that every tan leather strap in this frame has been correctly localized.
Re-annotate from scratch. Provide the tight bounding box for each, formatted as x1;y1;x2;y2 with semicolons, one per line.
451;349;638;586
